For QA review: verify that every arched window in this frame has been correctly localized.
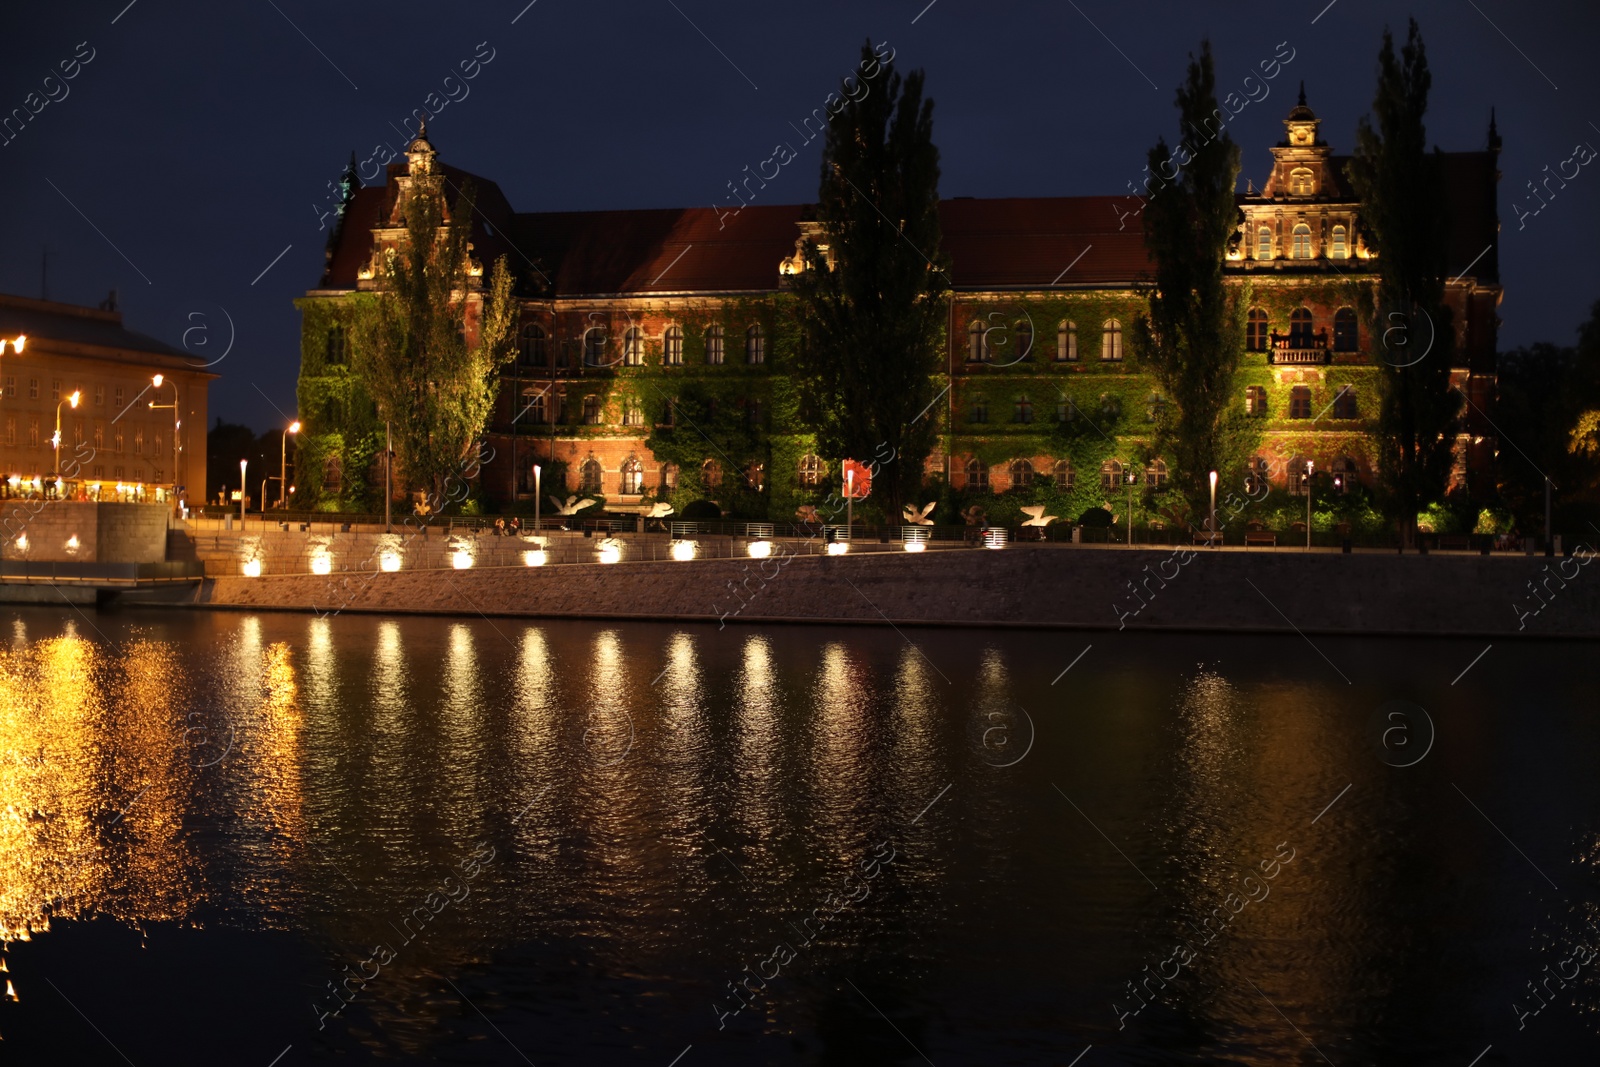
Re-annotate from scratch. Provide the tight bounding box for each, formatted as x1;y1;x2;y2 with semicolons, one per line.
1331;225;1348;259
663;325;683;365
661;463;678;490
622;400;644;426
323;453;343;492
1101;319;1122;361
1289;385;1312;419
1290;167;1315;195
1246;308;1268;351
798;453;824;488
580;457;603;493
325;325;348;366
705;325;725;364
1013;395;1033;424
582;394;603;424
1332;385;1358;419
1054;460;1074;489
745;324;764;364
1100;458;1123;490
1145;459;1168;488
1292;223;1312;259
701;458;721;490
1244;456;1269;495
620;456;643;494
966;457;988;489
1333;307;1358;351
968;319;986;362
1245;385;1268;415
623;326;644;365
518;323;547;368
968;395;988;424
1009;459;1034;489
1013;319;1033;362
583;325;607;365
1289;307;1314;346
1057;320;1077;361
1257;227;1273;259
1289;458;1312;496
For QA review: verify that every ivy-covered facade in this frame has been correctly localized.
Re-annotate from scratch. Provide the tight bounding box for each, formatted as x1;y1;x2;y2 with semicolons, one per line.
296;100;1502;529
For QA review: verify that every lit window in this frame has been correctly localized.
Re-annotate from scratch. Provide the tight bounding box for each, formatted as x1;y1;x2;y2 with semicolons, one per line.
1057;320;1077;361
1245;457;1269;495
1333;456;1357;493
1257;227;1273;259
623;326;644;366
798;454;824;488
966;457;988;489
1054;460;1074;489
582;395;603;424
1145;459;1168;488
1331;225;1348;259
622;401;644;426
1101;319;1122;361
1100;459;1122;490
706;325;725;365
1334;308;1357;352
1010;459;1034;488
664;325;683;365
1246;385;1268;415
134;429;144;455
1289;460;1312;496
1290;167;1315;195
745;324;764;364
1246;309;1268;351
620;457;643;494
1292;224;1312;259
968;320;987;362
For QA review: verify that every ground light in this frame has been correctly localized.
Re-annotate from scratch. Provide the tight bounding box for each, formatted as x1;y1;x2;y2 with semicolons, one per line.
983;529;1007;549
747;540;774;559
599;540;622;564
671;539;698;561
242;559;262;577
379;551;402;572
826;541;849;556
523;549;547;567
452;549;473;569
904;540;926;553
311;555;332;575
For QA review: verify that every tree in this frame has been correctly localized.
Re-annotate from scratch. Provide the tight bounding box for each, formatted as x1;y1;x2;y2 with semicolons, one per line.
1130;41;1255;524
350;172;516;507
788;40;949;519
1347;19;1460;545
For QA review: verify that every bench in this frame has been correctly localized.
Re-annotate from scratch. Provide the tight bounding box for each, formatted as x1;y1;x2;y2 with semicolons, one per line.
1437;535;1472;551
1192;531;1222;546
1244;530;1277;547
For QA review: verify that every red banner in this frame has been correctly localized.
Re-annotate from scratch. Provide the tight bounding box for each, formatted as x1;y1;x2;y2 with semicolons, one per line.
841;459;872;499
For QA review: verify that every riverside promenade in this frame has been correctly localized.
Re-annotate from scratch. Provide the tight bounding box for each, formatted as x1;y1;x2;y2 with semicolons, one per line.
183;520;1600;638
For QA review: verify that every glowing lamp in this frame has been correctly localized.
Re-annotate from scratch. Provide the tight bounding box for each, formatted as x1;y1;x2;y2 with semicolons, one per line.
523;549;547;567
15;534;28;551
826;541;849;556
12;335;23;353
451;549;473;569
242;559;262;577
599;542;622;564
379;551;402;572
152;374;163;388
310;555;332;575
903;540;926;553
66;535;80;551
671;539;698;561
983;529;1007;550
747;540;773;559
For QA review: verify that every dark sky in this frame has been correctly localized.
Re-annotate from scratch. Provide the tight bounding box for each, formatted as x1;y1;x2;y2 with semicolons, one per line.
2;0;1596;432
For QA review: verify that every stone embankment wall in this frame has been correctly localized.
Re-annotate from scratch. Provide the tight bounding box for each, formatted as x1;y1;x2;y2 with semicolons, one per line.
0;501;168;562
196;542;1600;638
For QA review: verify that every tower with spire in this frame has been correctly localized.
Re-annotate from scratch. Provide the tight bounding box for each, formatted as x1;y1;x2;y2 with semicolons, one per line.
1238;84;1363;267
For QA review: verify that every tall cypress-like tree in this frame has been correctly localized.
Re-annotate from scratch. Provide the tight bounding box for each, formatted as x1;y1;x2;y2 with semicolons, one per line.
1347;19;1460;545
351;173;516;506
789;41;949;518
1131;41;1255;524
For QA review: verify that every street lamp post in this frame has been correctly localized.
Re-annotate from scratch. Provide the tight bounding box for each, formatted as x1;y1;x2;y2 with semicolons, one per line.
1305;460;1315;550
534;463;542;539
280;420;300;509
239;459;248;523
1125;468;1134;547
53;390;81;497
384;420;392;532
149;374;181;492
846;468;854;544
1208;469;1218;548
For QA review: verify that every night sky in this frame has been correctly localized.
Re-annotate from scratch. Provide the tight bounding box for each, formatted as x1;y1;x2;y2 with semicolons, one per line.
2;0;1595;432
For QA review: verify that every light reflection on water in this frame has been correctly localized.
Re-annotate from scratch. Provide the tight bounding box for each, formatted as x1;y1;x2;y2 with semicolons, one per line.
0;608;1595;1064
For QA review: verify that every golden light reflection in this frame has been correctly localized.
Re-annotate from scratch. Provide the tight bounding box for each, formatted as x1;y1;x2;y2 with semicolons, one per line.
731;635;782;843
809;642;872;838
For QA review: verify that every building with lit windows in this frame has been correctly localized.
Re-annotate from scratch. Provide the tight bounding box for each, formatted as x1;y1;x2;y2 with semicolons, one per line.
0;292;212;505
297;92;1500;523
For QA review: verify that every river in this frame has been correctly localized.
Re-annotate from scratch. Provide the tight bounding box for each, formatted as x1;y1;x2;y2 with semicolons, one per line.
0;606;1595;1064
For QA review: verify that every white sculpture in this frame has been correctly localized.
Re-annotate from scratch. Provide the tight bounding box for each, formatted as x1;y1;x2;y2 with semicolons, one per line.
549;495;598;516
646;502;675;518
1020;504;1058;527
902;501;937;526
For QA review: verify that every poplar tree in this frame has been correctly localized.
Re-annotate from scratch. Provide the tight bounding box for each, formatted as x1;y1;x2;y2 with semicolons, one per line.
1131;41;1255;523
350;174;516;506
1347;19;1460;545
789;40;949;518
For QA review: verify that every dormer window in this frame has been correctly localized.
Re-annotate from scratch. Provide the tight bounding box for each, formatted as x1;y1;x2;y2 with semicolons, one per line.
1290;168;1314;195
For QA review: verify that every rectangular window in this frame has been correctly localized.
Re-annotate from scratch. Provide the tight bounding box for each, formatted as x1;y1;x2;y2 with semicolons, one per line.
1289;386;1312;419
94;465;104;478
115;386;125;408
94;423;104;449
1332;386;1357;419
115;428;124;453
135;429;145;454
154;433;163;458
3;417;13;446
154;468;164;483
5;377;14;399
28;417;39;447
52;379;61;399
95;384;105;406
29;379;39;399
114;465;125;480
